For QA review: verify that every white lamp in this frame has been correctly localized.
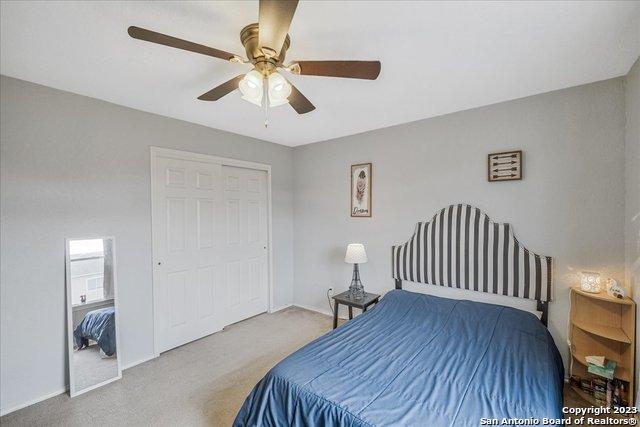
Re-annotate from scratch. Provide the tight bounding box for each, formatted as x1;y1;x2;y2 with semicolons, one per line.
238;70;293;109
267;72;292;107
345;244;368;299
239;70;264;106
580;271;601;293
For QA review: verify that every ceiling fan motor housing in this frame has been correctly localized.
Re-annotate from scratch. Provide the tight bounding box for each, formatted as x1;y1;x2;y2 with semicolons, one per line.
240;23;291;75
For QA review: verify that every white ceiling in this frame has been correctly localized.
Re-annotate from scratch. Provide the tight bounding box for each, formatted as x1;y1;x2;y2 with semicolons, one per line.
1;1;639;147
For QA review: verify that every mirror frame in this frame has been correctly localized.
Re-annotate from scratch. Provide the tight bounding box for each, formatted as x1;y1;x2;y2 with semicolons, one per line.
65;236;122;397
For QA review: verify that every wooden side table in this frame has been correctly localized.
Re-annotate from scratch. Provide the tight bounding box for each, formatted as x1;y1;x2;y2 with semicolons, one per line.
332;291;380;329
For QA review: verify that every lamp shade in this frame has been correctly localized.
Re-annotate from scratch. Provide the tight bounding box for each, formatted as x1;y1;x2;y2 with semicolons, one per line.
239;70;264;107
345;243;368;264
267;72;291;107
580;271;601;293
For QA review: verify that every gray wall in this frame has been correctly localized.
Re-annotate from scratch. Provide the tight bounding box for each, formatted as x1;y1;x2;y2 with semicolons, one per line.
0;76;294;413
292;78;627;372
625;57;640;404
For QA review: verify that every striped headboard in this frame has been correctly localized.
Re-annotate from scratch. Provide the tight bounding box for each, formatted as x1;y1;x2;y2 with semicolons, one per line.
392;204;552;322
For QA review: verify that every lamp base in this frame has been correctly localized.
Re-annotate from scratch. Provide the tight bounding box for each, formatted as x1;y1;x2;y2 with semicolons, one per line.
349;264;365;300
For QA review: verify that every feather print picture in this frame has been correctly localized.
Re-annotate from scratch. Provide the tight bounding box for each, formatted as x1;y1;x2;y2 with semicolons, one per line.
356;171;366;203
351;163;372;217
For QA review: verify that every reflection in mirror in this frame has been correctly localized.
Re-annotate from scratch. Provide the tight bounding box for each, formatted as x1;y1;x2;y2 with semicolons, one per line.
66;237;121;396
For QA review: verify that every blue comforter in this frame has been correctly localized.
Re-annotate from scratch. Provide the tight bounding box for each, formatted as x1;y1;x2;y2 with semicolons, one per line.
73;307;117;357
234;290;563;426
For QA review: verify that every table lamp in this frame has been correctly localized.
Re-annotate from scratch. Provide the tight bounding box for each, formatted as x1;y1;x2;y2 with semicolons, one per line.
345;243;368;300
580;271;601;293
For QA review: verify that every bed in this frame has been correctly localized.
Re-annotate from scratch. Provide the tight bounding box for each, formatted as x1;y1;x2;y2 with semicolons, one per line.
73;306;117;357
234;204;563;426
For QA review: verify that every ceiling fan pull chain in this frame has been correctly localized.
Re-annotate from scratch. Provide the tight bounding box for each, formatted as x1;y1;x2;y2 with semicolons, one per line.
264;79;269;128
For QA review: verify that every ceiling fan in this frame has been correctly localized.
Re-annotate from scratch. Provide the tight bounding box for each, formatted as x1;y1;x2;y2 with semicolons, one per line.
128;0;381;124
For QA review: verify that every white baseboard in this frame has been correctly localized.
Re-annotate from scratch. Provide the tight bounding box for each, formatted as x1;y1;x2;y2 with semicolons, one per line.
270;303;293;313
122;354;156;370
1;386;68;417
293;303;348;320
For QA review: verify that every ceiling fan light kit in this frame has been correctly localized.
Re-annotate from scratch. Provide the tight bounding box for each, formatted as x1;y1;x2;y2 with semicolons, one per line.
239;70;264;107
238;70;292;113
127;0;381;125
267;72;292;107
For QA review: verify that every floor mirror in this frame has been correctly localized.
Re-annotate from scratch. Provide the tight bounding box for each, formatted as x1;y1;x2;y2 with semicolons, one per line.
65;236;122;396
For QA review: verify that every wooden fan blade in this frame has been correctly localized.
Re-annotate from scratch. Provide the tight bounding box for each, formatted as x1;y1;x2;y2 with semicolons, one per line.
294;61;381;80
128;26;238;61
197;75;244;101
259;0;298;57
288;83;315;114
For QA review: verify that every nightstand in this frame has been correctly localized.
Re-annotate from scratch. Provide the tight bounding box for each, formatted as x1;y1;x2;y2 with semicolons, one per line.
332;291;380;329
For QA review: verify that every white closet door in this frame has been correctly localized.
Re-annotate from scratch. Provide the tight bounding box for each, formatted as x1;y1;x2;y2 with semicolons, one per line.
222;166;269;325
153;156;226;353
153;152;270;354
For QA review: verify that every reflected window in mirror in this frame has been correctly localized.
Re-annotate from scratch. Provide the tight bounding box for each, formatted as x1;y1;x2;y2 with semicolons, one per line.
69;239;104;305
69;239;114;306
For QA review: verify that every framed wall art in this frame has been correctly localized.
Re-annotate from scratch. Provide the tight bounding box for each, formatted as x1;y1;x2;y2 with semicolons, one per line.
488;150;522;182
351;163;372;217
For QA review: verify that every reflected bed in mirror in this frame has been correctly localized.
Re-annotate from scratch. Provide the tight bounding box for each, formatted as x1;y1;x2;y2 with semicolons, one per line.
65;237;121;396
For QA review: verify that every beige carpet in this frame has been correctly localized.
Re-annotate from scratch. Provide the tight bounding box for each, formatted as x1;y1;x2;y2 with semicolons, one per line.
72;346;119;392
1;306;333;427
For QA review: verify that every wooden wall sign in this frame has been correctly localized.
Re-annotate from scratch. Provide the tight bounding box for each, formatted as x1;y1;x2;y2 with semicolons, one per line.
488;150;522;182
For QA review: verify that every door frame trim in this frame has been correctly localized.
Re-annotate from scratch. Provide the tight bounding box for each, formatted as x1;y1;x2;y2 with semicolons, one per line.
149;147;274;357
